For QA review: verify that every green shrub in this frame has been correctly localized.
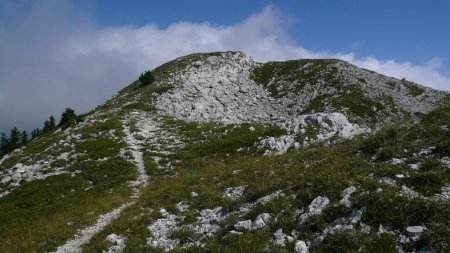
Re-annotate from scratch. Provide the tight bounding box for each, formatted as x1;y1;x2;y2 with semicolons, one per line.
435;139;450;156
58;108;78;129
357;190;448;229
365;233;397;253
422;106;450;125
420;158;442;171
376;147;396;161
401;79;425;96
139;71;154;85
402;171;449;196
312;229;368;253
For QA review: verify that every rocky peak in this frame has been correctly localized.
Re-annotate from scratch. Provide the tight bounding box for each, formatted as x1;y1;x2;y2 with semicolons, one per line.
1;51;449;253
155;51;283;124
150;51;448;130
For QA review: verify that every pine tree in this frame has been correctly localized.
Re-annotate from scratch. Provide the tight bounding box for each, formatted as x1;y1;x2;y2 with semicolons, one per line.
10;127;20;146
58;108;77;128
139;71;154;85
22;131;28;145
0;132;8;155
31;128;41;139
49;116;56;130
43;120;51;133
0;132;6;147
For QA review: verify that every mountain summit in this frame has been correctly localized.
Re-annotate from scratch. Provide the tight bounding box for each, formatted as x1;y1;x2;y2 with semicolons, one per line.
0;51;449;253
154;51;447;125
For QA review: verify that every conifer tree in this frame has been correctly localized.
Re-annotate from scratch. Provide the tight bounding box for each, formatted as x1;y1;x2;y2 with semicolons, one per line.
10;127;20;146
139;71;154;85
58;108;77;128
0;132;8;155
49;116;56;129
22;131;28;145
31;128;41;139
43;120;51;133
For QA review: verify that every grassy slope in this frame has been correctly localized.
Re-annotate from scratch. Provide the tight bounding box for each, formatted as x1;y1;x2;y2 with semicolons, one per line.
0;115;136;253
83;107;450;252
250;60;417;127
0;52;448;252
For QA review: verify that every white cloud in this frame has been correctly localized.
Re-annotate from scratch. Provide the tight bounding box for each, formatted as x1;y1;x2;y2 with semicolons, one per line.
350;56;450;91
0;2;449;132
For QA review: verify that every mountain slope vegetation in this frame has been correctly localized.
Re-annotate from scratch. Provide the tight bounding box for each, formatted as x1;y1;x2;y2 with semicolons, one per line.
0;51;449;253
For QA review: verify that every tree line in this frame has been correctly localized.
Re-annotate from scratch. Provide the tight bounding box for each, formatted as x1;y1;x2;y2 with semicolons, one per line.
0;108;78;158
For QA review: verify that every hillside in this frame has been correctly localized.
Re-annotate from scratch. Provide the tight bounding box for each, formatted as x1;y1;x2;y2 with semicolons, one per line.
0;51;449;253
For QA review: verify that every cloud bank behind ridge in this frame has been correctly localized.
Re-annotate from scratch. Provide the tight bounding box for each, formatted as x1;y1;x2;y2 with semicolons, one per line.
0;2;449;132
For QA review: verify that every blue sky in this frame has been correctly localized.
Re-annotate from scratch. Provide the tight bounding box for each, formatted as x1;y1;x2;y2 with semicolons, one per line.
0;0;449;133
4;0;447;69
85;0;450;70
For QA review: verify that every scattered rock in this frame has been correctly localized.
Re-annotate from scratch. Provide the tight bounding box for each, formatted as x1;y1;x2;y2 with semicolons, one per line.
400;185;420;198
299;196;330;224
406;226;425;237
360;223;372;233
306;196;330;215
0;190;10;198
234;213;272;231
251;213;271;230
228;230;243;236
390;158;404;165
313;224;354;245
11;173;22;182
273;229;287;246
234;220;252;231
1;176;12;184
238;190;284;214
348;208;363;225
190;207;225;237
258;135;296;156
176;201;190;212
441;157;450;169
408;163;419;170
288;113;368;144
381;177;397;186
105;233;126;253
146;209;180;252
339;186;357;208
377;224;392;235
438;184;450;199
295;240;309;253
222;185;246;200
418;147;435;156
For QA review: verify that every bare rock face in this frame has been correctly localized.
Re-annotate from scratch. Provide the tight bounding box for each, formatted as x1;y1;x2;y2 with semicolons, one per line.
154;52;374;156
288;113;368;139
152;51;449;156
156;52;285;125
156;51;448;127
